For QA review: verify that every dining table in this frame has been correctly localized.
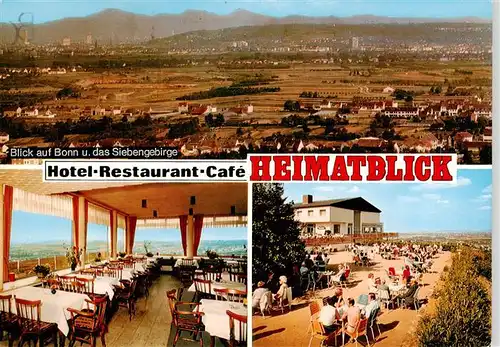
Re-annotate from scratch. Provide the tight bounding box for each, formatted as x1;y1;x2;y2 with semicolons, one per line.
8;286;90;336
66;274;120;300
198;299;247;347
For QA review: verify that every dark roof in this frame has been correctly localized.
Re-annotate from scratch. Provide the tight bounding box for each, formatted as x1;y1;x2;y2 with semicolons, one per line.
293;197;381;213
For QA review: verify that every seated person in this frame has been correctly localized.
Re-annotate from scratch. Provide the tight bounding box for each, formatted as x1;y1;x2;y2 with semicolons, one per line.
252;281;270;309
402;265;411;285
319;296;340;333
305;255;315;270
363;293;380;320
331;264;346;283
367;273;378;292
300;262;309;275
342;298;361;334
274;276;289;302
94;252;102;262
397;279;419;303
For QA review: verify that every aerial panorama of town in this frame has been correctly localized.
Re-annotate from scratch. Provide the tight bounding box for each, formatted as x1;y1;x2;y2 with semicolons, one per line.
0;9;493;164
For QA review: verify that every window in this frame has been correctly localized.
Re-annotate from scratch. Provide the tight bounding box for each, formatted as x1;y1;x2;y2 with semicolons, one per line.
333;225;340;234
306;224;314;235
117;214;126;253
296;211;302;217
10;211;72;279
320;209;326;216
348;223;353;235
308;210;314;216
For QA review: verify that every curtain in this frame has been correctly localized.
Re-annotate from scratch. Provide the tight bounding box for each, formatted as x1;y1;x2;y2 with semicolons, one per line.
87;203;111;226
179;215;188;256
13;188;72;219
110;211;115;258
3;186;13;282
127;216;137;254
193;215;204;256
72;196;79;251
83;200;88;254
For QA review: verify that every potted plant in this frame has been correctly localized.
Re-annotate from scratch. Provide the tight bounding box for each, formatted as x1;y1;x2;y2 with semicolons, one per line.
144;241;154;257
206;250;218;260
65;245;82;271
118;252;126;259
33;264;51;279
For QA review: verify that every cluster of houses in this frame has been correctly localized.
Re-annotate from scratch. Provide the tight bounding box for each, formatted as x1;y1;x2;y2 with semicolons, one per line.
301;97;492;120
0;67;75;79
3;106;57;119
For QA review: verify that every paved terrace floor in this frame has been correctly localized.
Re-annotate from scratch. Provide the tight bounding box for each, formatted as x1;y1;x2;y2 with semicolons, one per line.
0;274;228;347
252;250;452;347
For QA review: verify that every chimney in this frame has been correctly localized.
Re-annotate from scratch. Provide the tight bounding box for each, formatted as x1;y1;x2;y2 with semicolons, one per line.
302;195;313;204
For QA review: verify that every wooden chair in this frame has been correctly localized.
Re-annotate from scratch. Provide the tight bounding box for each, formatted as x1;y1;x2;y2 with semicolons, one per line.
308;318;341;347
193;279;212;301
367;307;381;341
344;318;370;347
75;277;95;295
166;290;204;347
42;278;61;290
67;295;108;347
226;289;246;303
59;276;76;292
203;268;222;282
79;269;96;277
226;310;247;347
0;294;18;347
114;279;137;320
14;297;59;347
307;300;322;334
236;274;247;285
106;267;123;280
178;266;195;287
214;288;228;301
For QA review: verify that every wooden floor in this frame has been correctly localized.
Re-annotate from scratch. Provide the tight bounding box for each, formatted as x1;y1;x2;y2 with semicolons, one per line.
0;274;230;347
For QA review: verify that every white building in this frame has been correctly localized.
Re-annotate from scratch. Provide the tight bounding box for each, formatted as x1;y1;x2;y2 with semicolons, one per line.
293;195;383;236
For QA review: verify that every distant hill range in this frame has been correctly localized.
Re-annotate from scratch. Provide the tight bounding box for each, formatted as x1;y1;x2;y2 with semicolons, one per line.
0;8;492;45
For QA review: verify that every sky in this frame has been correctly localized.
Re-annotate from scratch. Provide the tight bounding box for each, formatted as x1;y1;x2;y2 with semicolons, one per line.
284;168;492;233
10;212;247;244
0;0;492;23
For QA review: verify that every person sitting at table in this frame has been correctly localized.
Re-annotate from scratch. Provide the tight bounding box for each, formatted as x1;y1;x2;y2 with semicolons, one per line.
342;298;361;335
305;255;315;270
396;279;419;305
300;262;309;275
319;296;341;333
331;264;346;285
95;252;102;262
363;293;380;320
315;254;326;272
252;281;270;310
367;273;378;292
378;279;390;293
265;272;278;293
273;276;289;303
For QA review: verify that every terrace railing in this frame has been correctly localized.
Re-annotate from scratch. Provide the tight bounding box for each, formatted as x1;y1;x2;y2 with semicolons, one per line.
302;232;399;247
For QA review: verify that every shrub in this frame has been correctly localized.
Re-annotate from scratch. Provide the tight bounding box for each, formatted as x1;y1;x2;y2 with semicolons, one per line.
416;247;491;347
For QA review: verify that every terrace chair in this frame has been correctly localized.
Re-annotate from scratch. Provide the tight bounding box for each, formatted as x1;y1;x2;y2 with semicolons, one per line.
274;287;292;314
378;288;395;310
401;287;421;310
341;269;351;288
357;294;369;307
193;279;212;301
308;317;341;347
228;266;239;282
259;291;272;318
0;294;19;347
367;307;381;341
67;295;108;347
166;289;204;347
306;300;322;335
14;297;59;347
343;318;370;347
226;310;247;347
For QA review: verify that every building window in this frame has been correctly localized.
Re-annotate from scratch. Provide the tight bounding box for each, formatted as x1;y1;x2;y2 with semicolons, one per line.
348;223;353;235
308;210;313;216
319;209;326;216
306;224;314;235
333;225;340;234
296;211;302;217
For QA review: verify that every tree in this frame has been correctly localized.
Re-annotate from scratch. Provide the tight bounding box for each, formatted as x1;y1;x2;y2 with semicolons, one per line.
480;145;492;164
252;183;306;284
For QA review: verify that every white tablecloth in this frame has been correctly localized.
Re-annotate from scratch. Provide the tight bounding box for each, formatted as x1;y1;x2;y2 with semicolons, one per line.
188;280;246;296
9;286;89;336
388;284;406;293
65;275;119;300
198;299;247;341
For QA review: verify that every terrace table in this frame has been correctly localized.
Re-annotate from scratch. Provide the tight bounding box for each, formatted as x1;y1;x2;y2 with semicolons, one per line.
198;299;247;346
188;280;246;296
8;286;90;336
66;274;120;300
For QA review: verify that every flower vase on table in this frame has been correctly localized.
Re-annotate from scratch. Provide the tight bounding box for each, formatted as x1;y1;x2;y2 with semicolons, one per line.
71;263;77;272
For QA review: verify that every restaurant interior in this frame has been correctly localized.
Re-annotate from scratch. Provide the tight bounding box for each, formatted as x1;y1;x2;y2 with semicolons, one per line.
0;169;248;347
